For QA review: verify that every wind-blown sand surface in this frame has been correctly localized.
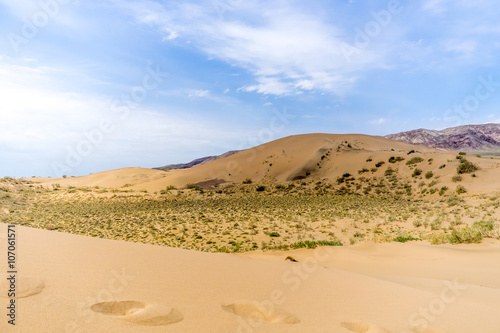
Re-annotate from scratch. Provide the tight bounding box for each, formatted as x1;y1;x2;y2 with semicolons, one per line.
2;226;499;332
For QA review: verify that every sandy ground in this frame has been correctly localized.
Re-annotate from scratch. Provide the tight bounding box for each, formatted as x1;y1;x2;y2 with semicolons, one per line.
1;226;499;332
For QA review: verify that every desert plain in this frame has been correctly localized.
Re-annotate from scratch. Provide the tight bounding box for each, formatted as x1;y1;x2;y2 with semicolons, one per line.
2;133;500;332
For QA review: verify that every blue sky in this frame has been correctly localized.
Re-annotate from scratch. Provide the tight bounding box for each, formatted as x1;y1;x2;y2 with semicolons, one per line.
1;0;500;177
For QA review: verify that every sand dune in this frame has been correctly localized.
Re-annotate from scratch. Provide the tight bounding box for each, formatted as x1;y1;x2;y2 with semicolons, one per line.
36;133;500;195
12;133;500;332
2;226;500;332
38;167;168;189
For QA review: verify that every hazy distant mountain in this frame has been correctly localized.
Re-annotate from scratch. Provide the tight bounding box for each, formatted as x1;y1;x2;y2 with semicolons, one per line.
154;150;240;171
386;124;500;151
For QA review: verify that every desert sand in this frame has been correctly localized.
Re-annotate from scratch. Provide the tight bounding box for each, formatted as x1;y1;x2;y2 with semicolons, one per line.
37;134;500;195
4;133;500;332
1;226;500;332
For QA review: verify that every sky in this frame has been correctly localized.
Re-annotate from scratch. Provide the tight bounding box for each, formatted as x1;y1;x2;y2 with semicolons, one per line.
1;0;500;177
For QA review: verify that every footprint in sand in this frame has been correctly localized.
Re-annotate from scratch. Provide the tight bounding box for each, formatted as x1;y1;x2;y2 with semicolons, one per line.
0;276;45;298
222;301;300;324
341;321;391;333
90;301;183;326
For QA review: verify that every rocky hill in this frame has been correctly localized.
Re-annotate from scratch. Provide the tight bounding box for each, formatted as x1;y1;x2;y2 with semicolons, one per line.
154;150;240;170
386;124;500;151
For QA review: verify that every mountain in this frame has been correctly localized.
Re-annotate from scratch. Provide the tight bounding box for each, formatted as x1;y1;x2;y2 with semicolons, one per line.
154;150;240;171
386;124;500;151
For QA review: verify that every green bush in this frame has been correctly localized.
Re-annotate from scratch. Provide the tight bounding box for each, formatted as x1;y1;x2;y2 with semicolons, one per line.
256;186;266;192
448;221;497;244
412;169;422;177
447;194;464;206
428;180;438;187
448;227;482;244
473;220;496;232
375;161;385;168
457;160;479;174
389;156;405;163
242;178;253;184
425;171;434;179
186;184;203;191
406;157;424;165
385;168;395;176
439;186;448;196
456;185;467;194
452;175;462;182
394;235;419;243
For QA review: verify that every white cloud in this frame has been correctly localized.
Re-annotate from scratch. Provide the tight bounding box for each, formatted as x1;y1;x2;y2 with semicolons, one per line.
115;1;382;96
370;118;387;125
422;0;498;15
187;89;209;98
421;0;451;15
444;39;477;58
295;80;315;91
160;88;235;104
241;77;291;95
0;0;38;16
303;114;320;119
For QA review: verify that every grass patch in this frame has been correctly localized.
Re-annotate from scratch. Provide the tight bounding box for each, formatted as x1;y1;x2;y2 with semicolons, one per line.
289;240;343;249
394;235;420;243
448;226;483;244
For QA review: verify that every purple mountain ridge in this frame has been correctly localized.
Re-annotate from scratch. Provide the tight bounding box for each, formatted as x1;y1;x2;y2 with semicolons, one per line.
386;123;500;151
